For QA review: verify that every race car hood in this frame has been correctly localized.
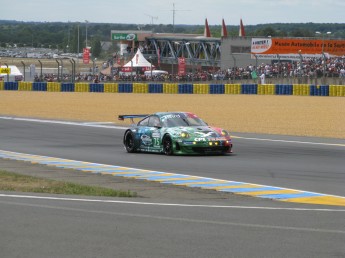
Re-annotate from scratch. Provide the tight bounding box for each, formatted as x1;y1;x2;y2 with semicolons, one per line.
166;126;230;140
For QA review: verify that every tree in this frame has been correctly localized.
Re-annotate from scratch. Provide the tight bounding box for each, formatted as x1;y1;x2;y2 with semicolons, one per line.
91;37;102;58
255;26;277;37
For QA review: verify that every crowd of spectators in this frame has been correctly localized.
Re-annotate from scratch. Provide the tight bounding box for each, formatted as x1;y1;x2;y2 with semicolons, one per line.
35;56;345;83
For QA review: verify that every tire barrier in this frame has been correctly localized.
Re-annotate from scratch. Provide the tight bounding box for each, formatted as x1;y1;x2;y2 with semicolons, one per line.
193;84;209;94
75;83;89;92
118;83;132;93
149;83;163;93
133;83;148;93
225;84;241;94
241;84;258;94
47;82;61;92
310;85;329;96
329;85;345;97
18;81;33;91
163;83;178;94
4;82;19;90
32;82;47;91
258;84;275;95
1;82;344;97
61;83;75;92
89;83;104;93
275;84;293;95
178;84;193;94
210;84;225;94
104;83;118;93
293;84;310;96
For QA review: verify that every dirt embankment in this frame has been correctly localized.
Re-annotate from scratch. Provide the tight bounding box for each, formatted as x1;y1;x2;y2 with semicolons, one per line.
1;91;344;138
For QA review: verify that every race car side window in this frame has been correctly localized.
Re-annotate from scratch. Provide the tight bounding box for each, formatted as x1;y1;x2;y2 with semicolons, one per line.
138;117;149;126
148;116;161;127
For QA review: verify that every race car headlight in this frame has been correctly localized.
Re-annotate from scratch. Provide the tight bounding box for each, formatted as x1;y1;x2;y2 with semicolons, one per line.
221;130;229;136
180;132;190;138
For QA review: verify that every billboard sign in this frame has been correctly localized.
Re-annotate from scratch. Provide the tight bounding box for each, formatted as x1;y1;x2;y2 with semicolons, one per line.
251;38;345;60
178;57;186;76
83;48;90;64
111;33;137;41
0;68;11;74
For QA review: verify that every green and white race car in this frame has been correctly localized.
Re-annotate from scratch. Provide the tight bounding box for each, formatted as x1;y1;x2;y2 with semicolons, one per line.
119;112;233;155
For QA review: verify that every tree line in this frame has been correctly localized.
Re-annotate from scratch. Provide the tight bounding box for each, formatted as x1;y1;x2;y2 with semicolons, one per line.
0;20;344;58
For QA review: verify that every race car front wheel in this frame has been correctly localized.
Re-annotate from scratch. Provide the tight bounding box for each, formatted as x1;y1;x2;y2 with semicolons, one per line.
124;131;136;153
163;136;174;155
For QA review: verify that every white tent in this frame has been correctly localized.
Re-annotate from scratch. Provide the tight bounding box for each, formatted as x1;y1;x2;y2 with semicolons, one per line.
122;49;154;71
0;65;23;82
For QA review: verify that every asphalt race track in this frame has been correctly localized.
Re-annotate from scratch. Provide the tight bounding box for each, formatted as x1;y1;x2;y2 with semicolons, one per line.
1;117;345;258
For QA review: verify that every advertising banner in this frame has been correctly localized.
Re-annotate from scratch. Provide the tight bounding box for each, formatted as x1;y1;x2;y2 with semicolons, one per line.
111;33;137;41
178;57;186;76
0;68;11;74
121;66;151;72
251;38;345;60
83;48;90;64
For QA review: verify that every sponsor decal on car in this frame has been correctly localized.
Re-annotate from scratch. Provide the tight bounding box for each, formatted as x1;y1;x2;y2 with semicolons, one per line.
140;135;152;146
194;138;206;142
195;131;217;137
152;132;161;138
161;114;181;122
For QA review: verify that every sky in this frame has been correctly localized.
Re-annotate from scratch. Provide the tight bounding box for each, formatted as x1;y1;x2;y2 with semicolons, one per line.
1;0;344;26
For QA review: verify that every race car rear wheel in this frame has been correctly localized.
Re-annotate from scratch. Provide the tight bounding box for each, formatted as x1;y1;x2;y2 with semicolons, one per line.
124;131;136;153
163;135;174;155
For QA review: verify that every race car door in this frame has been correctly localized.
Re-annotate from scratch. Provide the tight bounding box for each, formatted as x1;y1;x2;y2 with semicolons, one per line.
137;115;161;152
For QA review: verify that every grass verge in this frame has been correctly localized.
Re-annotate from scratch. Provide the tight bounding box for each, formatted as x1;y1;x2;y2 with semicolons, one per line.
0;170;137;197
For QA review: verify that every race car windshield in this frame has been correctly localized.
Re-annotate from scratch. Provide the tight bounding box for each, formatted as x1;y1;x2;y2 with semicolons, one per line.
161;114;207;127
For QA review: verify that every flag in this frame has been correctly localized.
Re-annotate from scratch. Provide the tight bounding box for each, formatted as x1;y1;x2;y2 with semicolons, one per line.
178;57;186;76
239;18;246;37
204;18;211;38
83;48;90;64
221;18;228;38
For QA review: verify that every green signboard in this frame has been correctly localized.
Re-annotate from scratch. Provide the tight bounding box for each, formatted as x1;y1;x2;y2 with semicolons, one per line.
111;33;137;41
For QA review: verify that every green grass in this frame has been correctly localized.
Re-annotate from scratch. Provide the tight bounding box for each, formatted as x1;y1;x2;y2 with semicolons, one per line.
0;170;137;197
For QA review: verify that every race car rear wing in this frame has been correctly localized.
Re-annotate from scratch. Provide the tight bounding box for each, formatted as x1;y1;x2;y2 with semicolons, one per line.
118;114;149;124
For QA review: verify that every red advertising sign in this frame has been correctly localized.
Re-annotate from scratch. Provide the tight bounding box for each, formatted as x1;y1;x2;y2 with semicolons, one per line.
121;67;132;72
83;48;90;64
178;57;186;76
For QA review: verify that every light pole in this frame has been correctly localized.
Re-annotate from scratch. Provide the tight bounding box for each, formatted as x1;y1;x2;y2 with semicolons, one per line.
130;60;133;82
85;20;89;48
171;42;179;77
4;63;9;82
38;60;43;81
77;23;80;74
55;59;61;82
59;59;64;82
92;58;97;76
69;59;75;83
298;50;303;83
21;61;26;81
315;31;331;83
316;31;331;54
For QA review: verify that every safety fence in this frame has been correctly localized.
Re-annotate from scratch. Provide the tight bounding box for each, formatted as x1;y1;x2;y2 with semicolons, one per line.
0;81;344;96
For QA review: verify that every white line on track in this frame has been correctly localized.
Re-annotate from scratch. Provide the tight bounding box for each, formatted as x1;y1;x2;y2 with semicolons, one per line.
0;116;127;129
232;136;345;147
1;116;344;147
1;194;345;212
